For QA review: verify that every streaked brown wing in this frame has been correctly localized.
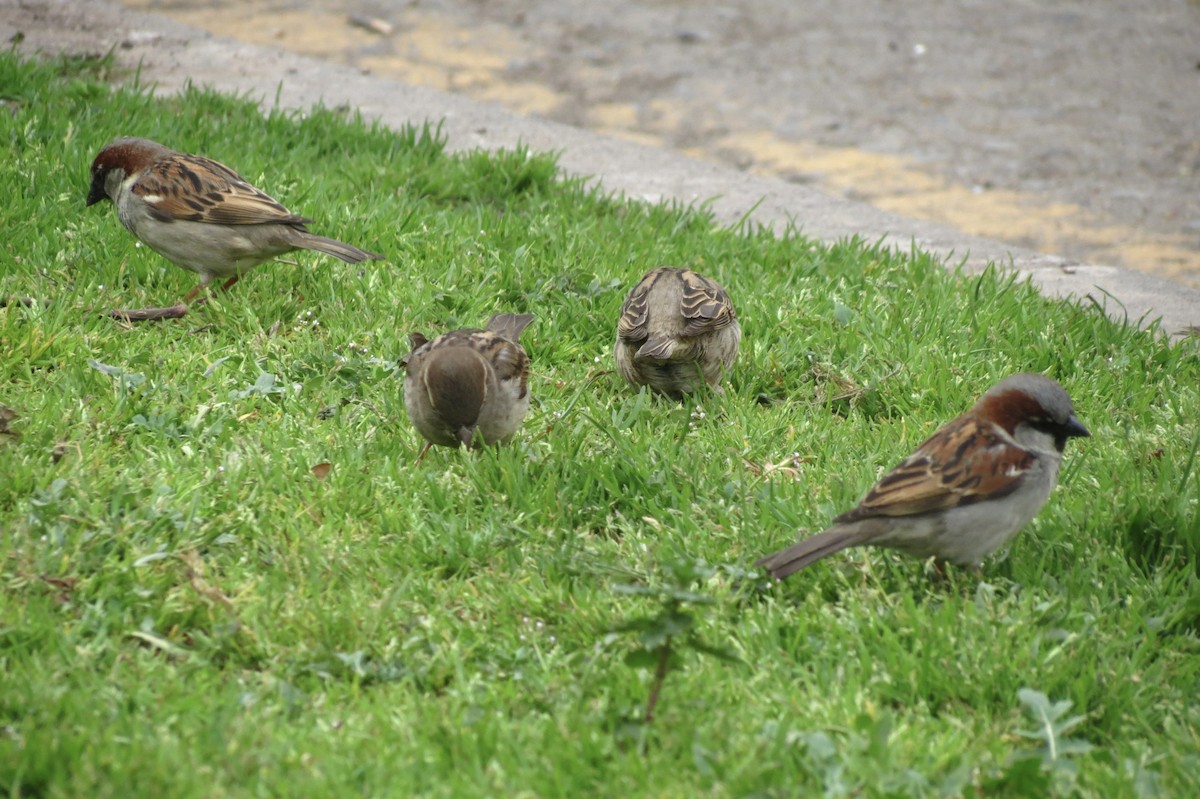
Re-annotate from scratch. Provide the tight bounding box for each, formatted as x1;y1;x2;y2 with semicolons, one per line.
134;153;311;226
488;338;531;398
678;269;736;337
617;275;652;343
835;416;1035;522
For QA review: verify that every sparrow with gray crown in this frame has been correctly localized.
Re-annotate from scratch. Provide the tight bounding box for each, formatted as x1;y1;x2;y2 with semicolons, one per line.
403;313;534;461
87;137;382;321
614;266;740;399
757;373;1090;579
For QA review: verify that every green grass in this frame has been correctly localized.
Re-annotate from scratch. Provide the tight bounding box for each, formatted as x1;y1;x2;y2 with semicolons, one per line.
2;51;1199;798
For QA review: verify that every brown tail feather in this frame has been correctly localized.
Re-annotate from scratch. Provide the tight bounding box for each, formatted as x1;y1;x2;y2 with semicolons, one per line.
296;232;383;264
486;313;534;342
755;526;865;580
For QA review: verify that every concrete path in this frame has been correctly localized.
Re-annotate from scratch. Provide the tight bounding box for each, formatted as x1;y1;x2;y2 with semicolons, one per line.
117;0;1200;292
5;0;1199;336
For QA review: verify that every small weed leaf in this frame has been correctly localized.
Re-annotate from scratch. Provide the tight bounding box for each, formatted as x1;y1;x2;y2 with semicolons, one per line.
28;478;68;508
1124;756;1165;799
232;371;285;400
88;358;146;389
607;558;742;725
801;731;851;795
1015;687;1094;768
649;610;695;650
202;355;232;378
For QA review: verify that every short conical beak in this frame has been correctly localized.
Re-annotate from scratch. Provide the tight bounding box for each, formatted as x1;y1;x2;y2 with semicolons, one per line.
457;425;479;448
86;179;107;207
1065;415;1090;438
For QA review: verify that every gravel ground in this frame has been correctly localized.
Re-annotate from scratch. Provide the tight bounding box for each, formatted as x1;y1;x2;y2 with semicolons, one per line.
125;0;1200;287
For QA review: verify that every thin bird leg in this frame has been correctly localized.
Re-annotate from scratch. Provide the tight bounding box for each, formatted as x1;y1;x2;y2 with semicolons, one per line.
181;283;210;304
111;271;243;323
415;441;434;464
181;274;239;305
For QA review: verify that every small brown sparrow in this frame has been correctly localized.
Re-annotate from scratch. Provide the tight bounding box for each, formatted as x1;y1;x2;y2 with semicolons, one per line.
86;137;382;321
757;373;1090;579
403;313;534;461
614;266;741;398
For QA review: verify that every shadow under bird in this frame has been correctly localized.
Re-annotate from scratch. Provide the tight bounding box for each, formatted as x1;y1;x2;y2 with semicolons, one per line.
756;373;1090;580
403;313;535;462
86;136;382;321
614;266;741;399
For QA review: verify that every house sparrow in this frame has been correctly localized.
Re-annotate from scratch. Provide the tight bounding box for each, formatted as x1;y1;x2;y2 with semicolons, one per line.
403;313;534;461
614;266;740;398
86;137;382;321
756;373;1089;579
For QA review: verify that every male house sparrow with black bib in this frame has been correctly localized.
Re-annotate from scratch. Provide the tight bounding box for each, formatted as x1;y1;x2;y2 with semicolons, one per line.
757;373;1089;579
614;267;740;399
403;313;534;461
87;137;382;321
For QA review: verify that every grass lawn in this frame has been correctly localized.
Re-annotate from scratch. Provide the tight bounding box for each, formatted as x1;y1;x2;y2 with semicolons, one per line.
2;51;1199;798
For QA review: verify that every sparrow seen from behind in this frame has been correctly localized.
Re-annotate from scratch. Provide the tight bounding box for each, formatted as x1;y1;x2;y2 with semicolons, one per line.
614;266;740;399
756;373;1090;579
87;137;382;321
403;313;535;462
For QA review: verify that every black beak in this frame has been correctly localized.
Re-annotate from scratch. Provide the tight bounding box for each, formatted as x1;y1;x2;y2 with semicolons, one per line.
1064;415;1090;438
86;176;107;207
